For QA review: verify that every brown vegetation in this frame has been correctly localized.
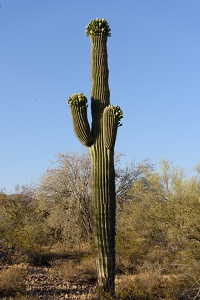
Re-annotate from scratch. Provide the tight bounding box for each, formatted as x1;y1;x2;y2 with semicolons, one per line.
1;151;200;299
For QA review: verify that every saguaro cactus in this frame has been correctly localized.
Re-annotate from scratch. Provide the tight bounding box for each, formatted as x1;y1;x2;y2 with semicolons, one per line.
68;18;123;297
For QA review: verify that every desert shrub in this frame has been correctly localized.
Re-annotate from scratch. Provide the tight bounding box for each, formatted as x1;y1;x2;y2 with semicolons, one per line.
34;151;92;245
116;159;200;298
34;151;151;249
2;152;200;299
0;189;54;265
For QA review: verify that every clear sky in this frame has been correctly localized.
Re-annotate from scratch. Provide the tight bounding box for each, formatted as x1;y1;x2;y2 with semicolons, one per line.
1;0;200;192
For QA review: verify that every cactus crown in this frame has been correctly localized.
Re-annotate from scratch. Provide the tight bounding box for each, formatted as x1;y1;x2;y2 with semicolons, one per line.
85;18;111;37
109;105;123;127
68;93;88;108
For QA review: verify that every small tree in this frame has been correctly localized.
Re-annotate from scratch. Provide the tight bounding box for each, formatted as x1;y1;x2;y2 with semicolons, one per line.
35;150;92;243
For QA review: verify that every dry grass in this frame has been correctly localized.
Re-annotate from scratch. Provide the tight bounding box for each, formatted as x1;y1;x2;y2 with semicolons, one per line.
0;264;27;298
0;261;195;300
115;272;188;300
48;254;97;284
47;241;93;258
47;241;97;284
0;240;197;300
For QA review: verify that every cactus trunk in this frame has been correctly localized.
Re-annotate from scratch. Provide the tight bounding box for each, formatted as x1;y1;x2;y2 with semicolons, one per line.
68;19;123;298
89;35;115;296
89;147;115;295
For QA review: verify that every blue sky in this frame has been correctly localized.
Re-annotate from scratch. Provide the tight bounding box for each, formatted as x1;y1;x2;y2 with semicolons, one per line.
1;0;200;192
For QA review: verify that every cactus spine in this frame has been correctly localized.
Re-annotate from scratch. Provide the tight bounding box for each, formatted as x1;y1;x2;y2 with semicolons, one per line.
68;18;123;297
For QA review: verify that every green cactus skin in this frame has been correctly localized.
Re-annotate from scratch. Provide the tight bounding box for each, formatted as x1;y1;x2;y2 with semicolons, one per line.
89;33;116;297
68;93;93;147
103;105;123;149
68;19;123;297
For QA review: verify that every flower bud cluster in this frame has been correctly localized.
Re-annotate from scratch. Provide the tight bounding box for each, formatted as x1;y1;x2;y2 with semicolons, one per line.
85;18;111;37
109;105;123;127
68;93;88;108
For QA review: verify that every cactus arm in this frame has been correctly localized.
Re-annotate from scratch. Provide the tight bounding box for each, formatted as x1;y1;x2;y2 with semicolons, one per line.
103;105;123;149
68;93;93;147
